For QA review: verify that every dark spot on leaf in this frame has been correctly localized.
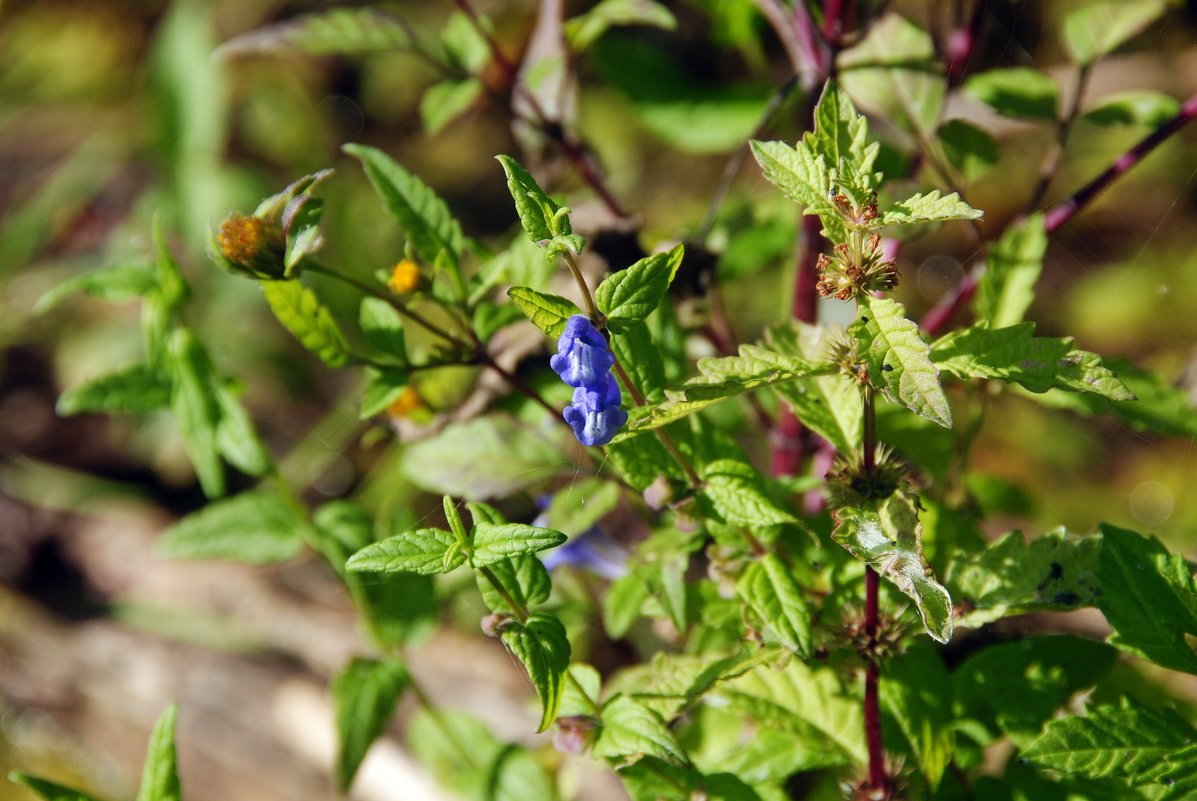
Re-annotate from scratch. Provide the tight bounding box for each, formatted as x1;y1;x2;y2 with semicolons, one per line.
1052;592;1079;605
1048;561;1063;580
860;316;869;323
882;364;893;372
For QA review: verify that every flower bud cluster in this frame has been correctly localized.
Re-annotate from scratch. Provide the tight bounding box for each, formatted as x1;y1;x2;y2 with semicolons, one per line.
214;213;287;280
816;227;899;301
551;316;627;447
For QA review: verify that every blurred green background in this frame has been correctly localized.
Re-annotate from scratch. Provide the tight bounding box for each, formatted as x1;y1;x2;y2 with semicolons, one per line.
3;1;1197;799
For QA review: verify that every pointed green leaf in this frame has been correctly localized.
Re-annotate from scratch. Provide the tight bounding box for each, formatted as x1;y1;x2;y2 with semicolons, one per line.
839;13;943;136
420;78;484;134
948;529;1101;627
973;214;1047;328
964;68;1058;120
811;81;872;173
347;528;465;575
495;155;585;257
57;364;172;416
701;459;796;527
36;263;155;313
852;296;952;428
937;119;999;181
595;245;684;332
832;495;953;643
261;279;353;367
333;657;409;792
1084;90;1180;127
932;322;1133;400
880;190;981;226
158;489;307;564
136;705;180;801
345;144;464;269
359;367;408;419
507;286;583;338
749;140;848;243
165;329;224;497
1063;0;1170;65
472;523;566;567
213;382;271;479
767;322;862;453
359;297;406;364
477;555;552;614
8;774;102;801
565;0;677;51
594;695;688;767
1097;524;1197;673
736;554;812;657
610;321;667;403
1023;699;1195;791
500;613;571;732
217;8;413;56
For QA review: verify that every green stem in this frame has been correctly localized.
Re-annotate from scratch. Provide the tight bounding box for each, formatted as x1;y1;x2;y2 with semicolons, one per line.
562;250;602;323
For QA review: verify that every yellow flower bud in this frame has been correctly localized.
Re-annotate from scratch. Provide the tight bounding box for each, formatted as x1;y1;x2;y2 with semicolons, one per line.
214;213;286;279
387;259;421;295
386;385;422;418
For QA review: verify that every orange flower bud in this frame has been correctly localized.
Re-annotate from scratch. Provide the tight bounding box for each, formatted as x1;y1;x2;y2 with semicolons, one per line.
387;259;421;295
386;385;422;418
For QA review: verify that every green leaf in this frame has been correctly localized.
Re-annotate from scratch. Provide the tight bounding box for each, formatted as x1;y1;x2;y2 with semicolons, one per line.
604;573;651;638
606;432;679;491
400;415;564;500
36;263;155;313
880;190;982;226
832;495;953;643
955;636;1115;747
540;479;621;536
500;613;572;732
1063;0;1170;65
965;68;1059;120
1023;698;1196;793
641;550;690;633
8;774;102;801
932;322;1133;400
618;340;830;437
359;298;406;365
158;489;307;564
344;144;464;270
359;367;409;419
477;555;552;614
937;119;999;181
767;322;862;453
332;657;409;792
595;245;683;332
439;11;491;73
1097;524;1197;673
346;528;465;575
594;695;688;767
136;705;180;801
701;460;796;527
566;0;676;51
507;286;583;338
750;140;848;243
419;78;484;134
1030;358;1197;438
261;279;353;367
973;214;1047;328
165;329;225;498
1084;89;1180;127
736;554;812;657
217;9;413;56
880;646;954;789
851;296;952;428
839;13;943;137
714;658;865;764
495;155;585;258
472;523;567;567
611;321;667;404
57;364;172;416
948;529;1101;627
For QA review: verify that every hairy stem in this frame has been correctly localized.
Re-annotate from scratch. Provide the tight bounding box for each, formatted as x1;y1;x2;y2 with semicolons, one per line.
860;381;887;791
562;250;602;323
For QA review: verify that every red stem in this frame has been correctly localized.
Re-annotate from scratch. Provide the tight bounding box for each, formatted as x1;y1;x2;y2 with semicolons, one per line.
864;567;885;791
922;90;1197;337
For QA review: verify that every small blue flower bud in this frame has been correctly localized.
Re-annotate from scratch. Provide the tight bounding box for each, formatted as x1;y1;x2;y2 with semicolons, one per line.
550;315;614;389
563;374;627;447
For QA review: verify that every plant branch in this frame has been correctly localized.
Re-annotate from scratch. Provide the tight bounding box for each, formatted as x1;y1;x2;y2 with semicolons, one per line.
945;0;988;86
921;90;1197;336
562;250;602;322
859;381;887;792
1028;62;1092;212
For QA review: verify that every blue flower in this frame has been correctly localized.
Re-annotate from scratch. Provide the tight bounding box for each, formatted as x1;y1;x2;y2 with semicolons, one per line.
550;315;614;389
563;373;628;446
